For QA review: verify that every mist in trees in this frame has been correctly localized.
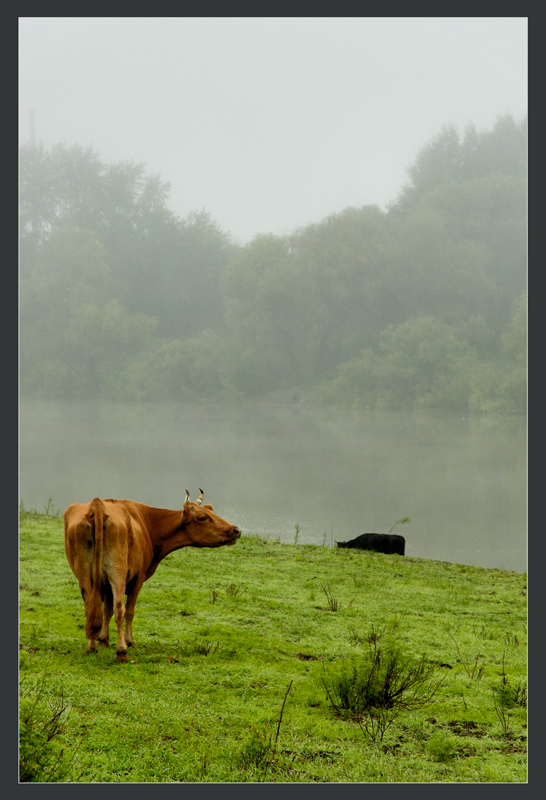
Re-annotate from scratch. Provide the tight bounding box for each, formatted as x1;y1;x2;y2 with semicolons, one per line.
19;115;526;414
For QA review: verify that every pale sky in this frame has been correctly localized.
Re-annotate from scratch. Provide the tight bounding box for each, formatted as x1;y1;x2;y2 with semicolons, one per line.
19;17;527;244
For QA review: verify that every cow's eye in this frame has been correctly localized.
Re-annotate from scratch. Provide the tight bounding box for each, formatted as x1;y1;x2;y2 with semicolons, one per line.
198;515;207;522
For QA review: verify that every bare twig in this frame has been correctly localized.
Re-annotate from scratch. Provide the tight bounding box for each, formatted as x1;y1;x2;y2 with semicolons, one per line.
262;680;293;781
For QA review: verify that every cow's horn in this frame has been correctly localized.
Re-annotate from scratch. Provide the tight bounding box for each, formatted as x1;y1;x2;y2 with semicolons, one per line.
184;489;190;506
196;488;204;506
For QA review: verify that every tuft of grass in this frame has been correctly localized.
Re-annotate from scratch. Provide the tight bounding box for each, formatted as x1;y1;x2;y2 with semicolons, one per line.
426;733;458;762
19;497;61;519
320;583;341;612
225;583;246;598
293;523;301;546
209;588;220;604
191;640;219;657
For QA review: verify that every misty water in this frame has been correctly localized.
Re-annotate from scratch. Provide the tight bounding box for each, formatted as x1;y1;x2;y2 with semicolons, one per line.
19;400;527;573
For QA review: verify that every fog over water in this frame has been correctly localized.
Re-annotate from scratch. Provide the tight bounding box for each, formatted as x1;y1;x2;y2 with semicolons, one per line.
19;400;526;573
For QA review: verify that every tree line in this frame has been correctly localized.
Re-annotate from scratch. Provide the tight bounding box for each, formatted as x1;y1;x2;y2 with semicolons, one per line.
19;114;526;413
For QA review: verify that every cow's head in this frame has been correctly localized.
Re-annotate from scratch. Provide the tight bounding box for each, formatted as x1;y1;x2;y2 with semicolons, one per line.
182;489;241;547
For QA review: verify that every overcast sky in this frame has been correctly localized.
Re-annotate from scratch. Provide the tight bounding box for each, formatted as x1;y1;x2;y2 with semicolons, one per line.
19;17;527;245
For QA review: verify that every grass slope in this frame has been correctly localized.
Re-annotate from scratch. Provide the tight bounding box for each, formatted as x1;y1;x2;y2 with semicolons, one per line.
19;511;527;783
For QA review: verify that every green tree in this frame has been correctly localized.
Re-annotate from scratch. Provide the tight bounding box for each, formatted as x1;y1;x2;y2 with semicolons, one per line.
62;299;158;398
220;211;391;394
19;227;158;398
19;143;236;399
462;114;527;180
389;173;526;336
221;234;296;393
108;330;237;402
288;205;396;371
406;123;463;195
469;291;527;414
135;210;234;340
393;114;526;214
19;143;176;265
327;316;478;411
20;227;113;395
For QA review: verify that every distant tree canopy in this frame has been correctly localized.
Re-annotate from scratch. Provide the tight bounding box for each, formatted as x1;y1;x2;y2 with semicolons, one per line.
19;143;233;342
19;115;527;413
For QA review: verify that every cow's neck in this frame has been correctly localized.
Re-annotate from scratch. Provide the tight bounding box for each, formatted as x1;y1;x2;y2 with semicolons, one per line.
144;506;191;561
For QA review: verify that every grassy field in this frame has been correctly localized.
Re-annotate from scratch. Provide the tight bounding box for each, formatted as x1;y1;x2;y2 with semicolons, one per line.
19;509;527;783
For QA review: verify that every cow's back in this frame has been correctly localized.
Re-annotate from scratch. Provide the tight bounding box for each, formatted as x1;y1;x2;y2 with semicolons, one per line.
336;532;405;555
64;499;153;581
101;500;155;579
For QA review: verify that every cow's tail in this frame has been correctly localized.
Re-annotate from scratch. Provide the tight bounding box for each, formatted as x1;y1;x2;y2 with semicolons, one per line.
86;497;105;640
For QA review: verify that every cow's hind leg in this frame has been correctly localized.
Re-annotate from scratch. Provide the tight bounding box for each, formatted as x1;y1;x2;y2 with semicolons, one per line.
80;585;99;654
98;584;114;647
124;577;145;649
110;576;129;663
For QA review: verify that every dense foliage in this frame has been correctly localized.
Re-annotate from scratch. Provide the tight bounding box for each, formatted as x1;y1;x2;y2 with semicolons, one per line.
20;115;526;412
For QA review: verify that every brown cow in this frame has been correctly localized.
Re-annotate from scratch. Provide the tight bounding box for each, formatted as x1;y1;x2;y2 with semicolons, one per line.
64;489;240;663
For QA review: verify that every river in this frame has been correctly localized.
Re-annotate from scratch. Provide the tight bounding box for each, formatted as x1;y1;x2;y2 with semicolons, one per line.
19;400;527;572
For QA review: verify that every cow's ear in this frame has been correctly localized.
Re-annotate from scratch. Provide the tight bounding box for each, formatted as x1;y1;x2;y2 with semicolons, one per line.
203;503;214;511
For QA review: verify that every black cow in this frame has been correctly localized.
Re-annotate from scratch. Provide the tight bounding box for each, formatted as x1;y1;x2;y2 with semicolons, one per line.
336;533;405;555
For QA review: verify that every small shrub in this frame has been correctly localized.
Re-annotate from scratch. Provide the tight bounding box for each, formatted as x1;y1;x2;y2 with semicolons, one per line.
349;623;387;647
490;654;527;710
322;636;444;742
448;632;486;679
19;663;80;782
492;678;527;710
489;653;527;737
388;516;411;534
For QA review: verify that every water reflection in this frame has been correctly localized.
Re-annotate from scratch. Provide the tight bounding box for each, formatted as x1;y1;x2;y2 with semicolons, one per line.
19;400;526;572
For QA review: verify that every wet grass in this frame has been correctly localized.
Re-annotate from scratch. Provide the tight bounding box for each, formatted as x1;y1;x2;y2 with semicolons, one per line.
19;512;527;783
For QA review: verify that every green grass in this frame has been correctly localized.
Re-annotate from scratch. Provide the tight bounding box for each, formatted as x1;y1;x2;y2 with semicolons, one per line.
19;511;527;782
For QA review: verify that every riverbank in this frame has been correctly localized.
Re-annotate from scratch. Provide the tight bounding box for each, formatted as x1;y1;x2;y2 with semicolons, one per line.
19;511;527;782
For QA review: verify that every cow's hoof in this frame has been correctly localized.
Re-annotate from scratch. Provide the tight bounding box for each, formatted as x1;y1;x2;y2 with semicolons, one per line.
98;639;110;648
115;651;129;664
